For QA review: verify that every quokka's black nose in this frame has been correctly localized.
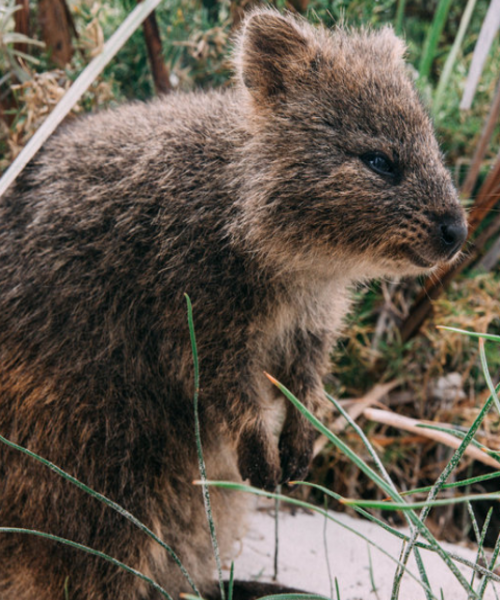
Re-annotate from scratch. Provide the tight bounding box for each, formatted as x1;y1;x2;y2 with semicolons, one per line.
439;218;468;258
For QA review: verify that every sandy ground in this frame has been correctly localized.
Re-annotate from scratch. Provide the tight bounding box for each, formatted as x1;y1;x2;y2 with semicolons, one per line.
230;499;499;600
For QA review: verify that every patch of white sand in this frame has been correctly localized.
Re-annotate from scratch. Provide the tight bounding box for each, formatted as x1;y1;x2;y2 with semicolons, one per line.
231;500;499;600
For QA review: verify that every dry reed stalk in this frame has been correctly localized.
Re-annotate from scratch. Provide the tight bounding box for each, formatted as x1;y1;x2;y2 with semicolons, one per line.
364;407;500;469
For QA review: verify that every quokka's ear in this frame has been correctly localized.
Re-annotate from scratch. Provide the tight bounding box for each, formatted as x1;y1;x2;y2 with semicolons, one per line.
234;10;313;104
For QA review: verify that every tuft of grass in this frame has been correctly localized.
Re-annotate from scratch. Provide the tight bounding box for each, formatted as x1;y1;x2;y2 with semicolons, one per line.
205;326;500;599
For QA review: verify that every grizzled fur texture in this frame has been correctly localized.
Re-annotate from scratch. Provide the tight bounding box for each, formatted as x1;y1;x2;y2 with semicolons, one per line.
0;10;467;600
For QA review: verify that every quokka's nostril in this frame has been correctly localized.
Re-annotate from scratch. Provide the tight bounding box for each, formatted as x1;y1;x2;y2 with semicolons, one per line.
439;221;468;254
440;223;456;245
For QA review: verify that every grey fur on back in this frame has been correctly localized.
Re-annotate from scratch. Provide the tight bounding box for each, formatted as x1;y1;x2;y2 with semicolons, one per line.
0;9;466;599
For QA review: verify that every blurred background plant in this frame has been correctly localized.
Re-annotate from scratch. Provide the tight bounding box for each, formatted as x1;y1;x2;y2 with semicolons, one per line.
0;0;45;84
1;0;500;548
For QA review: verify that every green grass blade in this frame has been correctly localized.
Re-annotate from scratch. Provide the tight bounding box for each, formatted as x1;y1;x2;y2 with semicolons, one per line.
270;484;500;585
468;504;492;590
442;552;500;584
418;0;454;80
0;527;172;599
398;471;500;497
341;492;500;510
301;480;471;564
200;481;438;599
324;392;443;598
416;424;487;450
274;484;281;581
433;0;478;114
478;529;500;599
185;294;225;600
367;545;379;596
0;433;199;594
392;347;500;599
391;540;408;600
478;512;497;600
228;562;235;600
414;547;433;600
292;481;413;542
323;495;334;600
394;0;407;36
437;327;500;343
479;338;500;415
324;393;407;511
417;423;500;463
324;390;500;595
265;376;396;501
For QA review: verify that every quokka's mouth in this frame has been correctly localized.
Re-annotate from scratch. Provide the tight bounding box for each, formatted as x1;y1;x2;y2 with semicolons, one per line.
402;244;465;271
402;247;435;269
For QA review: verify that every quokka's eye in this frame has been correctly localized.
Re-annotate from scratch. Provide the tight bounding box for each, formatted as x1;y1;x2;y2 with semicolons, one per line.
361;151;398;180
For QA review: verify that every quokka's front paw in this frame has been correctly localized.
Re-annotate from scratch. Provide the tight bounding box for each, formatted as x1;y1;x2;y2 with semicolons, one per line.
278;419;315;484
237;426;281;491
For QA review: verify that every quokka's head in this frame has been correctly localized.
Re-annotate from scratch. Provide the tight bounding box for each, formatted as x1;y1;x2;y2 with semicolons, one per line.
232;10;467;279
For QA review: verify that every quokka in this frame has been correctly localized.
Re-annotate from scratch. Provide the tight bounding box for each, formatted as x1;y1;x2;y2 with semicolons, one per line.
0;9;467;600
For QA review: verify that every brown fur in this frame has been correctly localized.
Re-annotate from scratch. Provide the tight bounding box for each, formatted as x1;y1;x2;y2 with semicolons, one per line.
0;10;466;600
